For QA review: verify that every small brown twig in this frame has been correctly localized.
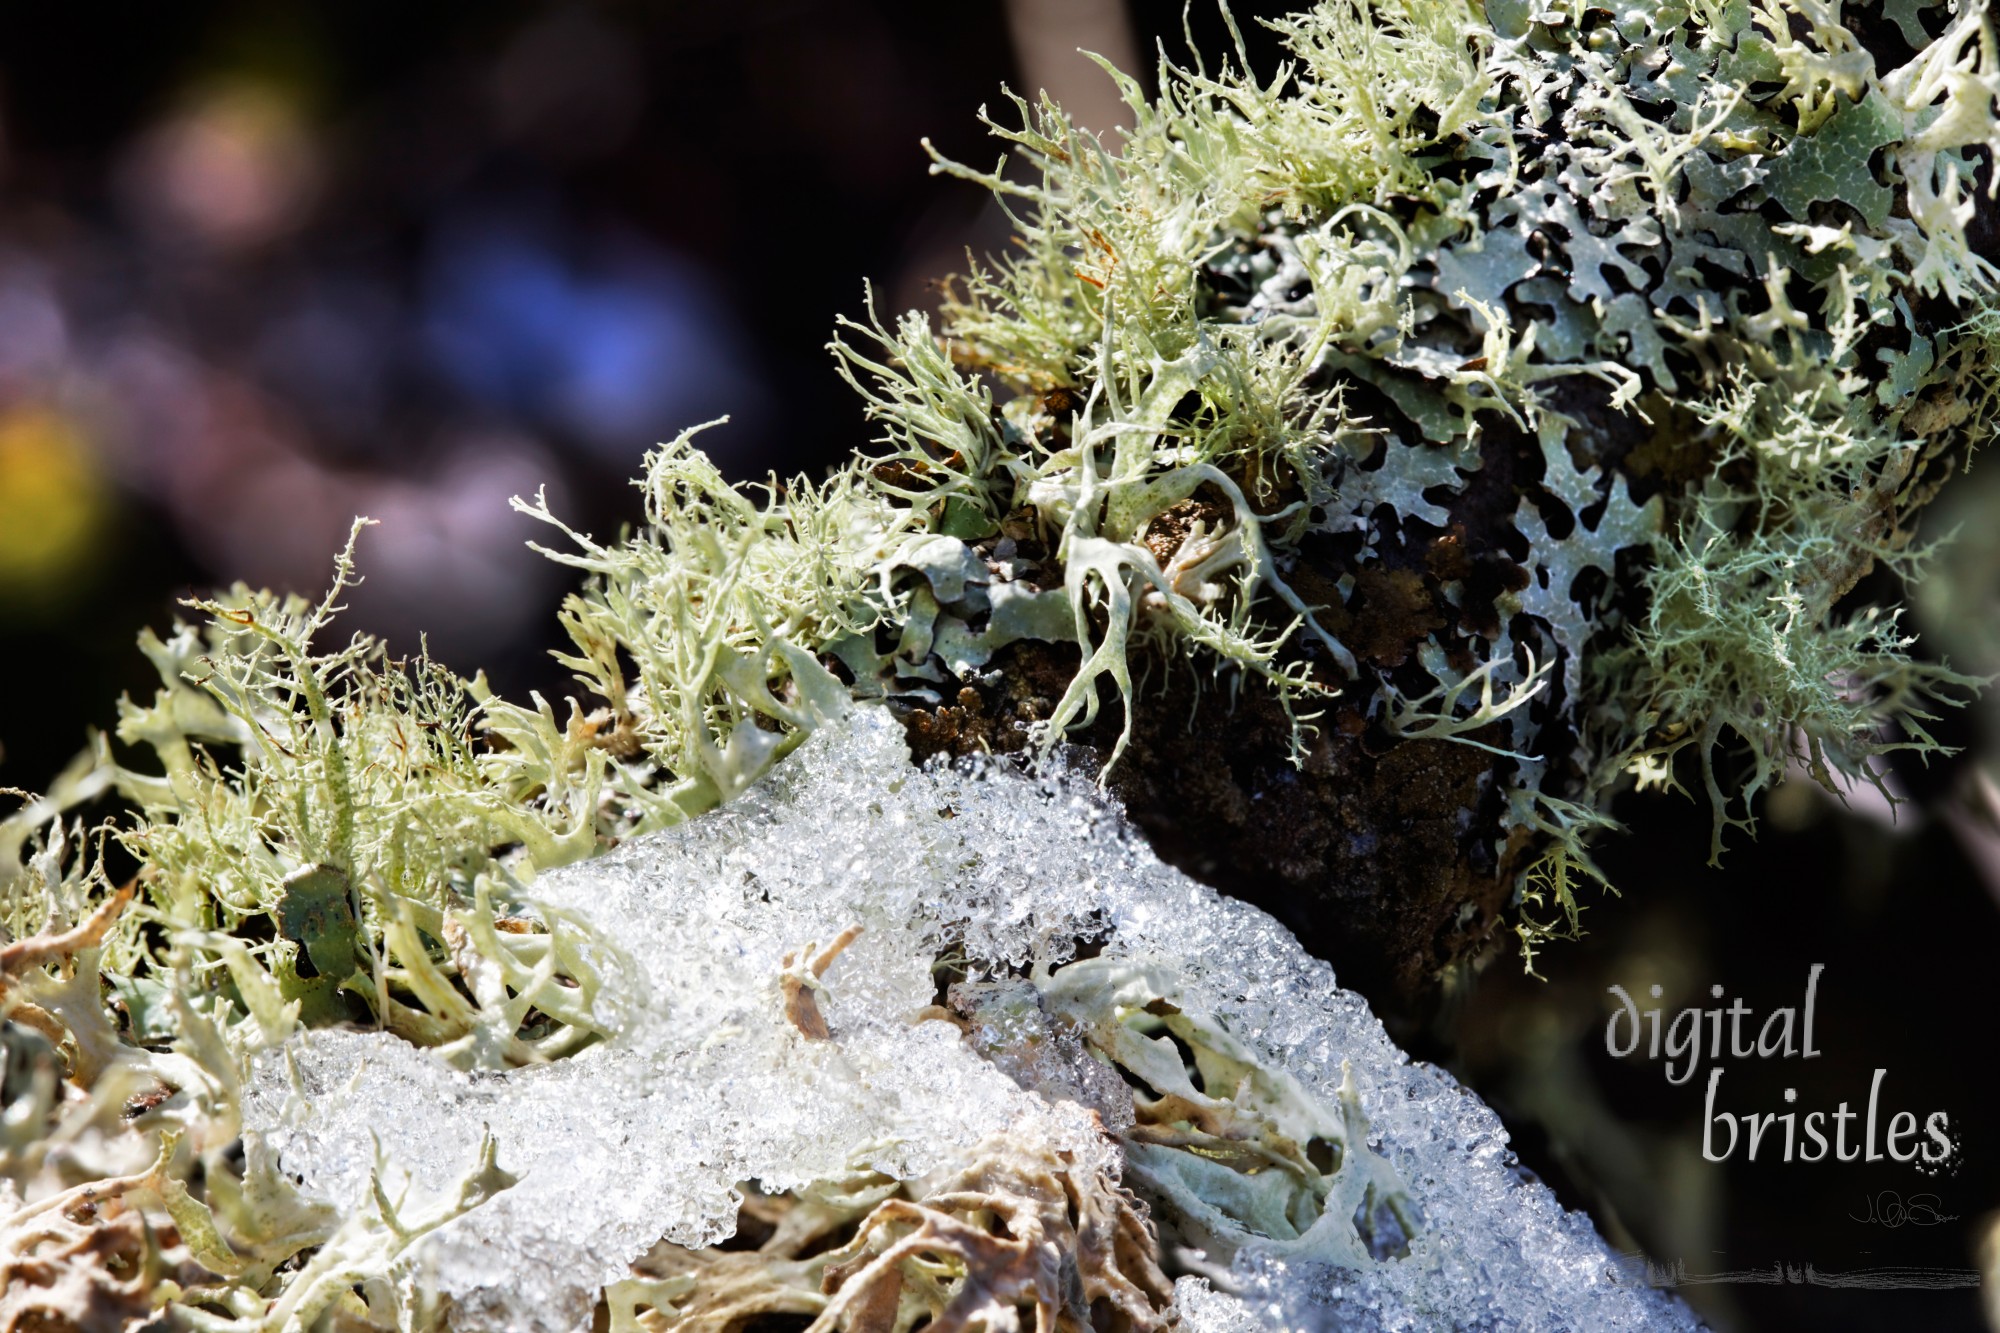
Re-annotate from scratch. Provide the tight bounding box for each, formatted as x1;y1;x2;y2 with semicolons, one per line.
781;926;864;1041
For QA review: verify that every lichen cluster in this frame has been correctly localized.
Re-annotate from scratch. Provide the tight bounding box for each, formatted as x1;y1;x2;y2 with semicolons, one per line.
870;0;2000;955
613;1133;1176;1333
950;956;1417;1271
4;0;1998;1326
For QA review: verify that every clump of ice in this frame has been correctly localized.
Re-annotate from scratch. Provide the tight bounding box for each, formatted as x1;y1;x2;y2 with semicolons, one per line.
244;704;1700;1332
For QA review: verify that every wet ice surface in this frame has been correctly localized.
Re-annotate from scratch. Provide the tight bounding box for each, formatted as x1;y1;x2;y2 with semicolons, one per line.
244;704;1701;1332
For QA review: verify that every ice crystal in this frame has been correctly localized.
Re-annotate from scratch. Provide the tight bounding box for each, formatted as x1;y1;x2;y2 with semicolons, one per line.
247;706;1698;1332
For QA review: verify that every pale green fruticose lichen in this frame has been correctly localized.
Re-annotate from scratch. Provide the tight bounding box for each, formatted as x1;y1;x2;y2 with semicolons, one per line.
3;0;1998;1325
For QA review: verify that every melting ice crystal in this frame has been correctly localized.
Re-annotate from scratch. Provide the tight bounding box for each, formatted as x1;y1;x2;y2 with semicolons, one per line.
244;704;1700;1332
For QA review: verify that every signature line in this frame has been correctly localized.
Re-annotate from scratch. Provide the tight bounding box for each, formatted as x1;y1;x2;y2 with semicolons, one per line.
1612;1257;1982;1291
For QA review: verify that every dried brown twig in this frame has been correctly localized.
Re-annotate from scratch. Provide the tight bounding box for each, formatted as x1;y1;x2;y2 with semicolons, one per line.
780;926;864;1041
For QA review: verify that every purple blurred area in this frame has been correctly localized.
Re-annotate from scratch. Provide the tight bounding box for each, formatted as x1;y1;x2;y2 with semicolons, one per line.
0;0;1285;785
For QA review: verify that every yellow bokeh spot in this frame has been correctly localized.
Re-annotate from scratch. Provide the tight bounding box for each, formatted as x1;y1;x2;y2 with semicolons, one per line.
0;405;108;597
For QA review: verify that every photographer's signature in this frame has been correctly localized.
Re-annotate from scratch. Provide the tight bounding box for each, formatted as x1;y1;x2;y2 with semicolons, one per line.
1850;1191;1958;1228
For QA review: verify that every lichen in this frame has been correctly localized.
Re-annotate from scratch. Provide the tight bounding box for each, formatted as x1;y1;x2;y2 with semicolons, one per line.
622;1136;1175;1333
4;0;1998;1325
836;0;2000;958
959;955;1420;1270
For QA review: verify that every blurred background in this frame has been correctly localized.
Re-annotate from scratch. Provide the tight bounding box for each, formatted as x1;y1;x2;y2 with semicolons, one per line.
0;0;1243;775
0;3;1996;1330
